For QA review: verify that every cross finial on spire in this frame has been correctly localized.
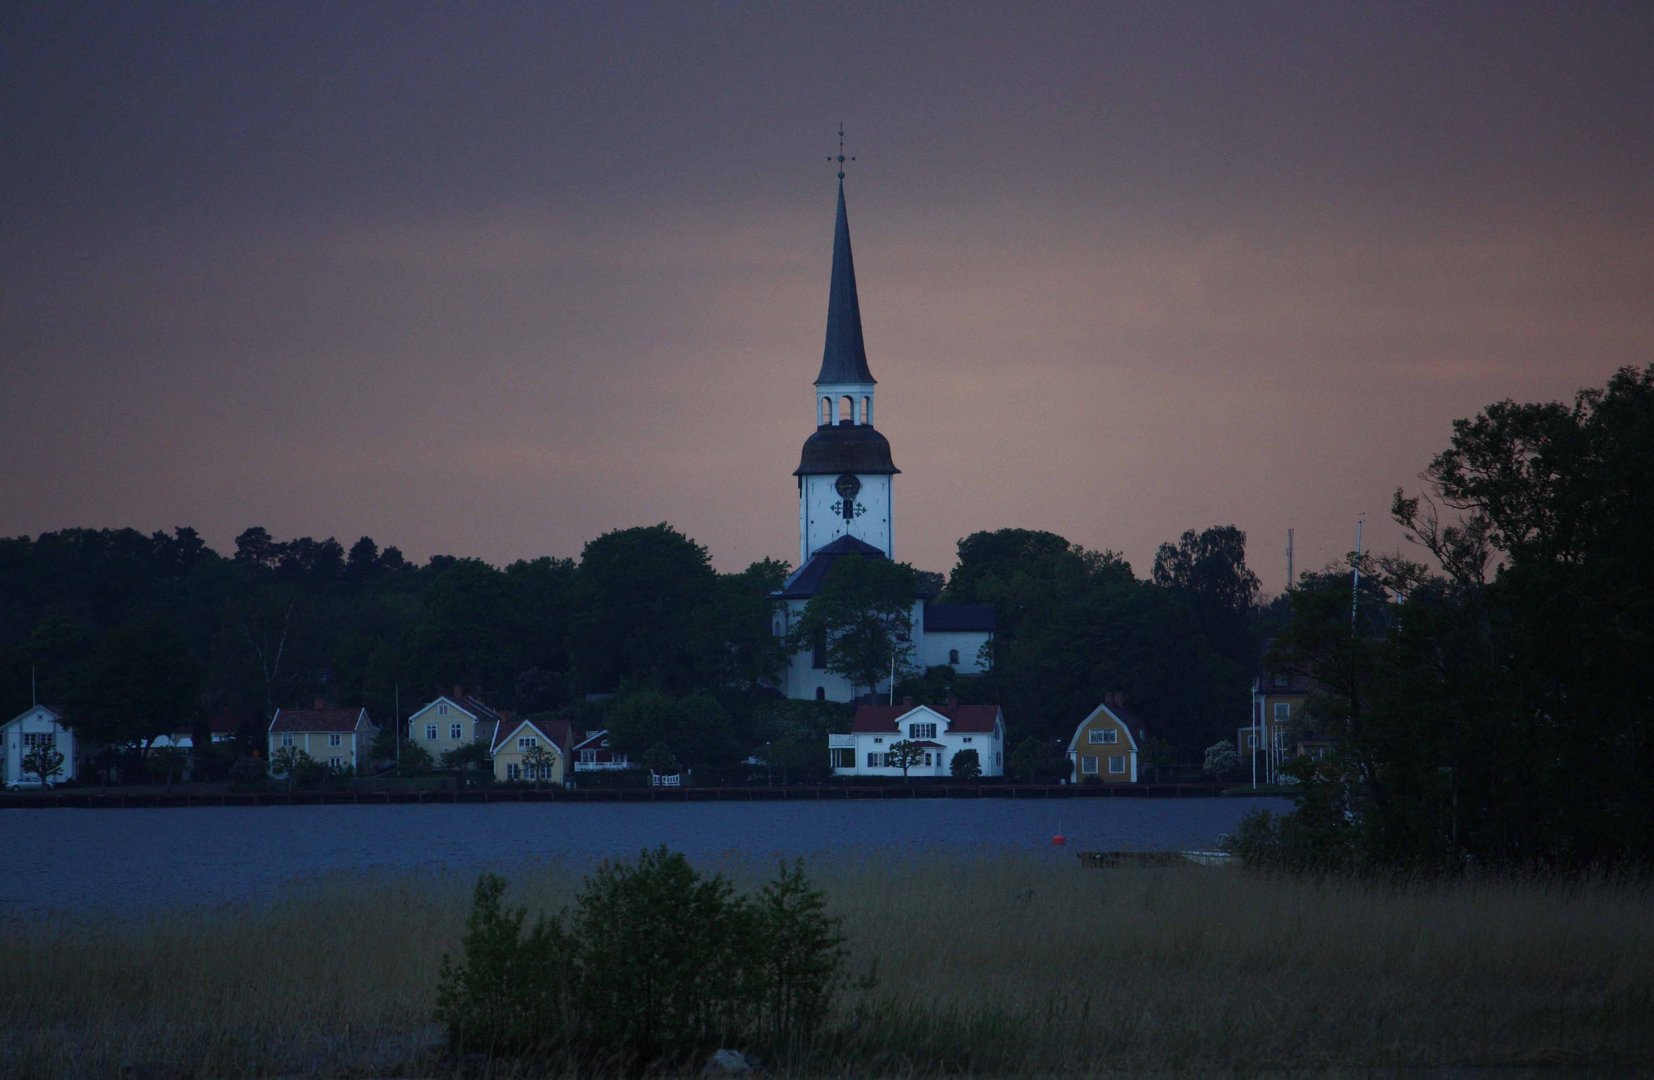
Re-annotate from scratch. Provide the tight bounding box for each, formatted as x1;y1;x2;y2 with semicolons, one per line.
828;122;855;180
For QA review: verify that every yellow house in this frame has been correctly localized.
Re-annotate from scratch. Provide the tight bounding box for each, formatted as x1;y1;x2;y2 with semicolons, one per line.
1240;665;1312;785
268;706;376;774
491;716;573;785
407;692;501;766
1065;693;1144;783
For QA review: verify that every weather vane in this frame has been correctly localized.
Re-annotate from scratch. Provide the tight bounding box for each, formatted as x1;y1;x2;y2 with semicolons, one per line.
828;123;855;180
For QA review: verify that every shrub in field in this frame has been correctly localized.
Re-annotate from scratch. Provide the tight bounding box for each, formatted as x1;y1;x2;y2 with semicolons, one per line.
435;874;569;1057
434;849;847;1069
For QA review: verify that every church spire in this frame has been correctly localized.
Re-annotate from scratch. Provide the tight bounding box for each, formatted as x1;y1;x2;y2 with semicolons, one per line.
815;180;876;386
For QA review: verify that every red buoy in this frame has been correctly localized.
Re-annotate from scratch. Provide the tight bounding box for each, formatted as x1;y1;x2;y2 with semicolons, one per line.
1051;833;1067;846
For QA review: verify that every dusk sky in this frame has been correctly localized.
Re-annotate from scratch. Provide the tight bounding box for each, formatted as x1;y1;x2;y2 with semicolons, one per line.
4;2;1650;588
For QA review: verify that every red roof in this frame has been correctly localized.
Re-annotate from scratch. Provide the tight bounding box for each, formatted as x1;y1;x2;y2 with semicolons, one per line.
851;703;1003;735
270;707;368;733
493;715;573;754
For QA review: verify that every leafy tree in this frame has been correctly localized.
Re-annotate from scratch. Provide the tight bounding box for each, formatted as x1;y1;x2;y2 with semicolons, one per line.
1152;525;1261;668
570;524;717;694
788;555;918;699
644;741;677;776
669;693;742;779
605;691;677;760
686;559;790;693
63;618;203;752
949;747;982;780
21;742;64;787
269;746;307;791
521;743;557;787
396;740;434;778
441;741;494;784
885;739;925;780
149;746;189;788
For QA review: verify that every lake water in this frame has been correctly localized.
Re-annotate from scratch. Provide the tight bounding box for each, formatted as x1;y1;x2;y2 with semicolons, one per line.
0;797;1290;916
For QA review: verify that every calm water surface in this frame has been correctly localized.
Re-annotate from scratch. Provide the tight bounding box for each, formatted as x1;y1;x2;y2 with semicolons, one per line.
0;797;1289;916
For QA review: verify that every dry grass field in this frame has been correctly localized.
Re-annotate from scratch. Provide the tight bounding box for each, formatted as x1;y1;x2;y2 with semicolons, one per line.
2;853;1650;1077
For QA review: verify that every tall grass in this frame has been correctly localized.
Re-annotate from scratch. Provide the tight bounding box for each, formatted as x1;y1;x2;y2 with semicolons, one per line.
2;855;1650;1076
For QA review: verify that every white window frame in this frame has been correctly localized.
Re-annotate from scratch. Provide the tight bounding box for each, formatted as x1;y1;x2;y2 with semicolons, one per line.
507;763;521;781
910;722;937;739
1088;729;1118;745
425;723;437;740
1082;755;1098;774
1273;702;1291;722
518;736;537;750
1109;755;1125;774
281;734;294;748
328;733;342;747
450;722;463;740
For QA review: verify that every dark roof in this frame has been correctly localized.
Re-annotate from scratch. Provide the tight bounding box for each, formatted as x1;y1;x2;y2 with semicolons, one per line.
1256;669;1315;694
493;715;572;754
852;703;1003;735
924;602;997;632
572;729;615;752
776;535;888;599
1065;701;1147;753
815;182;875;386
794;422;899;476
270;707;368;733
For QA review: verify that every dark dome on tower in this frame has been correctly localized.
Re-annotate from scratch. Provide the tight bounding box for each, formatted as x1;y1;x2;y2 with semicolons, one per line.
794;422;900;476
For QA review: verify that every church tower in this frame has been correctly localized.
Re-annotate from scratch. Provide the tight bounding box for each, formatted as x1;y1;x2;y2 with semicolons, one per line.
794;179;899;565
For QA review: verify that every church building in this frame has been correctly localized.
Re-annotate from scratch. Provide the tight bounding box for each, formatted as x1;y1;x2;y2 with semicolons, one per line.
772;174;995;702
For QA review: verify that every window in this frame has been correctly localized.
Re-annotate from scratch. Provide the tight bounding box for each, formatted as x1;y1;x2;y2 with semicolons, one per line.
328;733;342;747
425;723;437;741
450;722;463;740
948;648;960;665
873;737;883;744
963;736;973;743
329;756;344;769
1088;729;1118;745
1247;733;1258;749
922;752;932;766
22;732;53;749
507;763;521;781
866;752;880;768
581;750;596;764
281;734;294;748
1273;703;1291;722
518;736;537;749
814;687;826;701
811;628;826;669
1109;755;1126;774
1082;755;1099;774
438;704;449;715
910;722;936;739
994;752;1001;767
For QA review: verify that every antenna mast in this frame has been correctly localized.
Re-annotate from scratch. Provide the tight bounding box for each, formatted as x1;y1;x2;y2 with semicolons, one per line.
1351;517;1364;628
1286;528;1295;592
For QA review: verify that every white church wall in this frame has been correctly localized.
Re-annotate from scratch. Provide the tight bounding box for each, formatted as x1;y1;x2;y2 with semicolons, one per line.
801;472;892;562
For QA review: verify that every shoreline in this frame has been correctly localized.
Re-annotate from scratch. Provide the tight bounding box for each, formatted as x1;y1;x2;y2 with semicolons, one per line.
0;780;1273;809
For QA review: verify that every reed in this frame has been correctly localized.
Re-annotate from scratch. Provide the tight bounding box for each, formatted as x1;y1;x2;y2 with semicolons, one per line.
2;855;1649;1076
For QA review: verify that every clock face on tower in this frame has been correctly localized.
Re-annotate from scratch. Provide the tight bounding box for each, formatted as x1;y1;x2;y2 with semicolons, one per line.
834;473;861;500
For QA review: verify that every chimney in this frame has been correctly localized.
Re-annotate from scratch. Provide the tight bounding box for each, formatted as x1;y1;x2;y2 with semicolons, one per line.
945;696;959;709
452;685;464;702
900;696;913;707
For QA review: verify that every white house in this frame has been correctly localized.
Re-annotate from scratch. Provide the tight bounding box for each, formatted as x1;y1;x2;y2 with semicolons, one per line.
828;702;1006;778
770;177;994;703
3;704;75;788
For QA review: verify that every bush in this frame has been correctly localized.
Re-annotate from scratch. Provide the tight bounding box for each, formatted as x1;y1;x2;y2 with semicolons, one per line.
1202;739;1238;778
434;848;848;1069
227;755;269;792
950;749;982;780
435;874;568;1057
